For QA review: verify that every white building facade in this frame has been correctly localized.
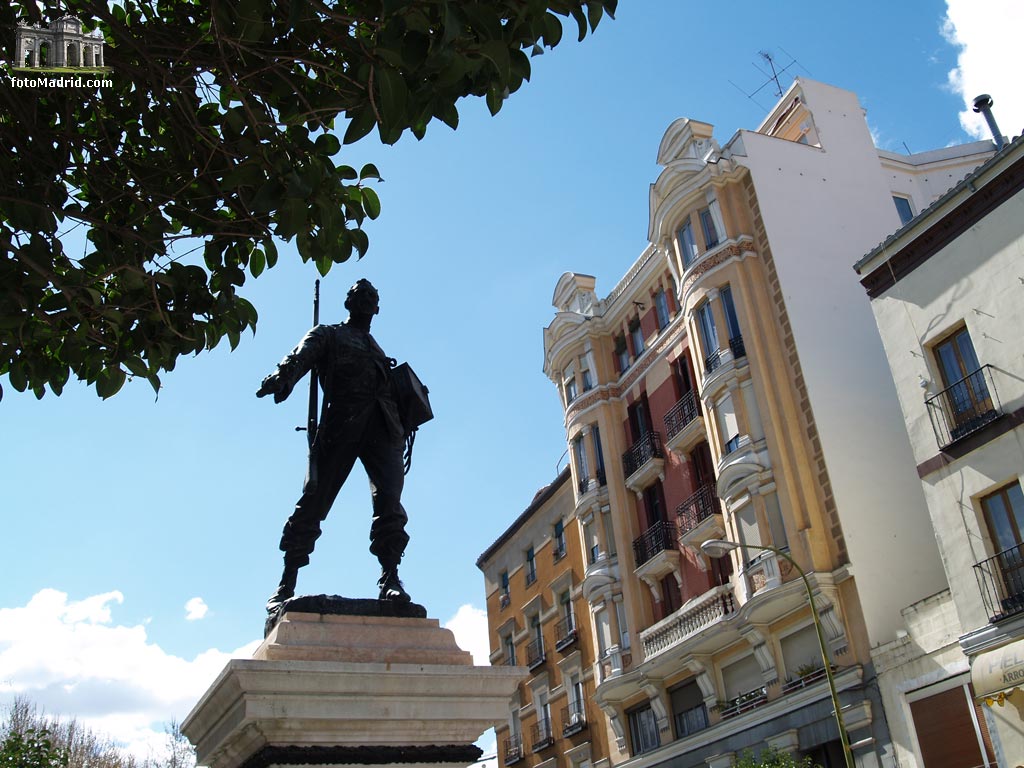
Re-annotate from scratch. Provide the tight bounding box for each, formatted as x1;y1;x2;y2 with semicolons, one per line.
855;135;1023;766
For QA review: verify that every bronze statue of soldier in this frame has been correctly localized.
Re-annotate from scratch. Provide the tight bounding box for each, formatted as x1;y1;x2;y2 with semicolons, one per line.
257;279;419;611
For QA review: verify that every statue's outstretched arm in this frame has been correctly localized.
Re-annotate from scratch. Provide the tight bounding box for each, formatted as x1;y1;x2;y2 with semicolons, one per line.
256;326;325;403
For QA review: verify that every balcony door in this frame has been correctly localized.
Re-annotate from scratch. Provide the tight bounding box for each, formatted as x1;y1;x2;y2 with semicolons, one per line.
935;328;991;425
628;394;652;443
983;483;1024;612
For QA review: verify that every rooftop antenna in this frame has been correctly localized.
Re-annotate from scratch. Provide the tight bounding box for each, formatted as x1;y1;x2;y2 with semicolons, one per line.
728;47;810;111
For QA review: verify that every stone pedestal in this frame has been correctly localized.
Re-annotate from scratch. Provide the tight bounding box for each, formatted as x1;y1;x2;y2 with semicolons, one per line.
182;602;526;768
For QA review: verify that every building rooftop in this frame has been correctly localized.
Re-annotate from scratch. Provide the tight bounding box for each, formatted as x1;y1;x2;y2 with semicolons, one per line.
475;465;571;569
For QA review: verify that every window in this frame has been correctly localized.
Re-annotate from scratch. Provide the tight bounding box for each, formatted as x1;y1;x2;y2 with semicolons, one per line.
982;483;1024;553
554;520;567;560
643;481;666;527
615;335;629;374
678;219;699;268
627;704;660;754
580;353;594;392
573;434;589;493
503;633;516;665
654;288;671;330
525;547;537;585
630;318;645;356
616;600;630;650
893;195;914;225
981;483;1024;609
584;519;599;564
669;681;708;739
661;574;681;614
933;327;993;439
696;301;719;368
500;570;510;607
592;426;606;485
720;286;741;341
699;207;719;249
563;367;578;404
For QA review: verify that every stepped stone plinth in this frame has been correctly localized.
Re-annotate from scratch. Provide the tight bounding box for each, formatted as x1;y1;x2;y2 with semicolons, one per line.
182;597;526;768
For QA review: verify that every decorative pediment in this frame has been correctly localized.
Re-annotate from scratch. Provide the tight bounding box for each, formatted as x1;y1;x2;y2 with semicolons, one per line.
552;272;598;315
656;119;716;166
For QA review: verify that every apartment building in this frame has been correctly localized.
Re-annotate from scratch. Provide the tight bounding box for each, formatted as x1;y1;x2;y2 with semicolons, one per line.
478;467;614;768
537;79;994;767
855;133;1024;767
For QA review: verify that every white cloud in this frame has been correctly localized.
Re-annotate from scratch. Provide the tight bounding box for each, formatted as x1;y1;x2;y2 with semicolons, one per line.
0;589;259;758
184;597;209;622
943;0;1024;141
443;603;491;666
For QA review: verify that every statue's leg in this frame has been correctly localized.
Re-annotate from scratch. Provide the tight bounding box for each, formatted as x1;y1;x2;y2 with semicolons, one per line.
361;425;410;601
268;437;359;609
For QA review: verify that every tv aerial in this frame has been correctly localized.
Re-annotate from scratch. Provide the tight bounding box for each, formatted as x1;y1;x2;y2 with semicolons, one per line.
729;48;810;111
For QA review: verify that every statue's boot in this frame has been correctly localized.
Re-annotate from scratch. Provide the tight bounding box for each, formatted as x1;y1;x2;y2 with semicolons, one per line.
378;566;411;602
266;558;301;611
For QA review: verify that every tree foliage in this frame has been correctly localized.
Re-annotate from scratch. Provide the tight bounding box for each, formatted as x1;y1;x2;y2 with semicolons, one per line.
0;729;69;768
733;747;822;768
0;0;616;399
1;697;195;768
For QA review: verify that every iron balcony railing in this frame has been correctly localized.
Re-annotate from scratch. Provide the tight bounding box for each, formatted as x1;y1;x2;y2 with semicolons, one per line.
673;704;708;739
530;720;554;752
553;541;567;561
578;476;589;494
555;615;577;651
704;349;723;373
562;702;587;736
975;542;1024;622
503;734;524;764
729;335;746;360
719;686;768;720
664;390;700;440
676;483;719;535
633;519;675;567
926;364;1001;449
526;637;545;669
622;431;664;478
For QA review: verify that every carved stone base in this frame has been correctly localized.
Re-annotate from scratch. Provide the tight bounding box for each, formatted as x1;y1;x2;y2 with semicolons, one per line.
183;609;526;768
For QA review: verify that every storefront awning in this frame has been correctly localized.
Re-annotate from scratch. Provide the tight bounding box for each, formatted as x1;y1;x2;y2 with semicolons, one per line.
972;638;1024;705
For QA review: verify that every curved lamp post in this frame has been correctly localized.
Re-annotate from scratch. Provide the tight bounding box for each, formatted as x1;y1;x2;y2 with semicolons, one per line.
700;539;855;768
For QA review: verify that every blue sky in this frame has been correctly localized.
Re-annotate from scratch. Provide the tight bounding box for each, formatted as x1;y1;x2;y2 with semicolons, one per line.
2;0;1022;758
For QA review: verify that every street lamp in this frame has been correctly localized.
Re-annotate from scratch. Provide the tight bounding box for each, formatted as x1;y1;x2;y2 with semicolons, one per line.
700;539;855;768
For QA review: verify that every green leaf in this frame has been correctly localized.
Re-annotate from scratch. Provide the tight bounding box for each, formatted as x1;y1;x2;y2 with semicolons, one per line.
362;187;381;220
479;41;511;81
360;163;382;181
343;107;376;145
315;133;341;156
250;248;266;277
350;228;369;257
315;253;333;276
96;367;126;399
570;6;588;41
377;67;409;130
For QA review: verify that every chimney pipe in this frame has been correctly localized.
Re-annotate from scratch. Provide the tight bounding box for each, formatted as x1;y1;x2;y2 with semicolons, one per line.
973;94;1005;150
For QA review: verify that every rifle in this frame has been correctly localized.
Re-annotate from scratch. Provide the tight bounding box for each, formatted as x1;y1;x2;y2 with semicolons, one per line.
295;279;320;488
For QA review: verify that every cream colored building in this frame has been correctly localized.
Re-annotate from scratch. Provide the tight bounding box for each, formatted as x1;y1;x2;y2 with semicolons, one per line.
856;134;1023;767
540;79;994;767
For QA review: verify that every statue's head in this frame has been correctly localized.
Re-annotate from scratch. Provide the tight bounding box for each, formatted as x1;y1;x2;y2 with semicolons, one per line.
344;279;380;317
